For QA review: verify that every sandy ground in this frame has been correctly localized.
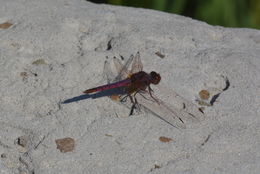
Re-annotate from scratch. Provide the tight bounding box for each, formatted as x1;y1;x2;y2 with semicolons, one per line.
0;0;260;173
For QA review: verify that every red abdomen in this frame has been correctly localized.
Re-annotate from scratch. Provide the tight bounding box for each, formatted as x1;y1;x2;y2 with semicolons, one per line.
84;78;131;94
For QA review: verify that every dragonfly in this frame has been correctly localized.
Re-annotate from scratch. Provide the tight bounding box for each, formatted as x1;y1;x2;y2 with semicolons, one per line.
84;52;205;128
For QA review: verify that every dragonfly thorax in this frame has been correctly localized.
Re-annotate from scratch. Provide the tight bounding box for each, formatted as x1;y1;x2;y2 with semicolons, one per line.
149;71;161;85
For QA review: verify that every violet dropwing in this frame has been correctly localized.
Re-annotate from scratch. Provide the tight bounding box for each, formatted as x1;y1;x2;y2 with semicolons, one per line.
84;52;205;128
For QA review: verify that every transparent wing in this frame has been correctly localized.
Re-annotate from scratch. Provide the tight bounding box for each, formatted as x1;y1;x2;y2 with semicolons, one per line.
153;84;205;122
134;92;187;129
134;88;205;129
113;54;134;81
113;57;130;81
131;52;143;73
88;60;115;88
103;60;115;84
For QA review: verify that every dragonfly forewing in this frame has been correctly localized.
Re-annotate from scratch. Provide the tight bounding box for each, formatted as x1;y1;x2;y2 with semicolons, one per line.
152;84;205;122
103;60;115;84
135;92;187;129
130;52;143;74
113;54;134;81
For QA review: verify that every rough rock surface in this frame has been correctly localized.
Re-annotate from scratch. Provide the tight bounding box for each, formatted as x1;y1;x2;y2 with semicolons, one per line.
0;0;260;173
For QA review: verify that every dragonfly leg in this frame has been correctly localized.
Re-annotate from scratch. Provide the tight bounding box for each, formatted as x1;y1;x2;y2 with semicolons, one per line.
132;91;142;112
129;105;135;116
148;86;160;104
129;92;143;115
148;86;154;92
129;95;135;104
129;95;137;115
119;93;139;116
120;95;129;103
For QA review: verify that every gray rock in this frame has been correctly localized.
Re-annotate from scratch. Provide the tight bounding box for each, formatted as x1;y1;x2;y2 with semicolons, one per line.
0;0;259;173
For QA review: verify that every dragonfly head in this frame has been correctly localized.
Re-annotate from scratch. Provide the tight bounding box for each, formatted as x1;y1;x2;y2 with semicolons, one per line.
150;71;161;85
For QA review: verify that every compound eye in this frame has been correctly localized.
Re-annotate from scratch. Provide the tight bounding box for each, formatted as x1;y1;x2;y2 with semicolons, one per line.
150;71;156;77
150;71;161;84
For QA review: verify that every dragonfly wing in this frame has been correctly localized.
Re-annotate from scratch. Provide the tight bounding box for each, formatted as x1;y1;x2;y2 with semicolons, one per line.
135;91;187;129
103;60;115;84
113;57;130;81
113;55;134;81
131;52;143;73
154;84;205;122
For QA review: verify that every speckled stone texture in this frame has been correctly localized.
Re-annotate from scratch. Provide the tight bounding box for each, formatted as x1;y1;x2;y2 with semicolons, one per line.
0;0;260;173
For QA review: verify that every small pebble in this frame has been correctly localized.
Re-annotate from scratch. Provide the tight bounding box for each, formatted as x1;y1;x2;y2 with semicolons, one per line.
55;137;75;153
199;90;210;100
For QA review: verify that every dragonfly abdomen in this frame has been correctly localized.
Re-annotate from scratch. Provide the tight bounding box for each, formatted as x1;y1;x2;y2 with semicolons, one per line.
84;79;131;94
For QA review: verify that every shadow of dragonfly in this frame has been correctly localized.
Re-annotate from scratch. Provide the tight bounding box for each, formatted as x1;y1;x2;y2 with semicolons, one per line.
61;87;125;104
